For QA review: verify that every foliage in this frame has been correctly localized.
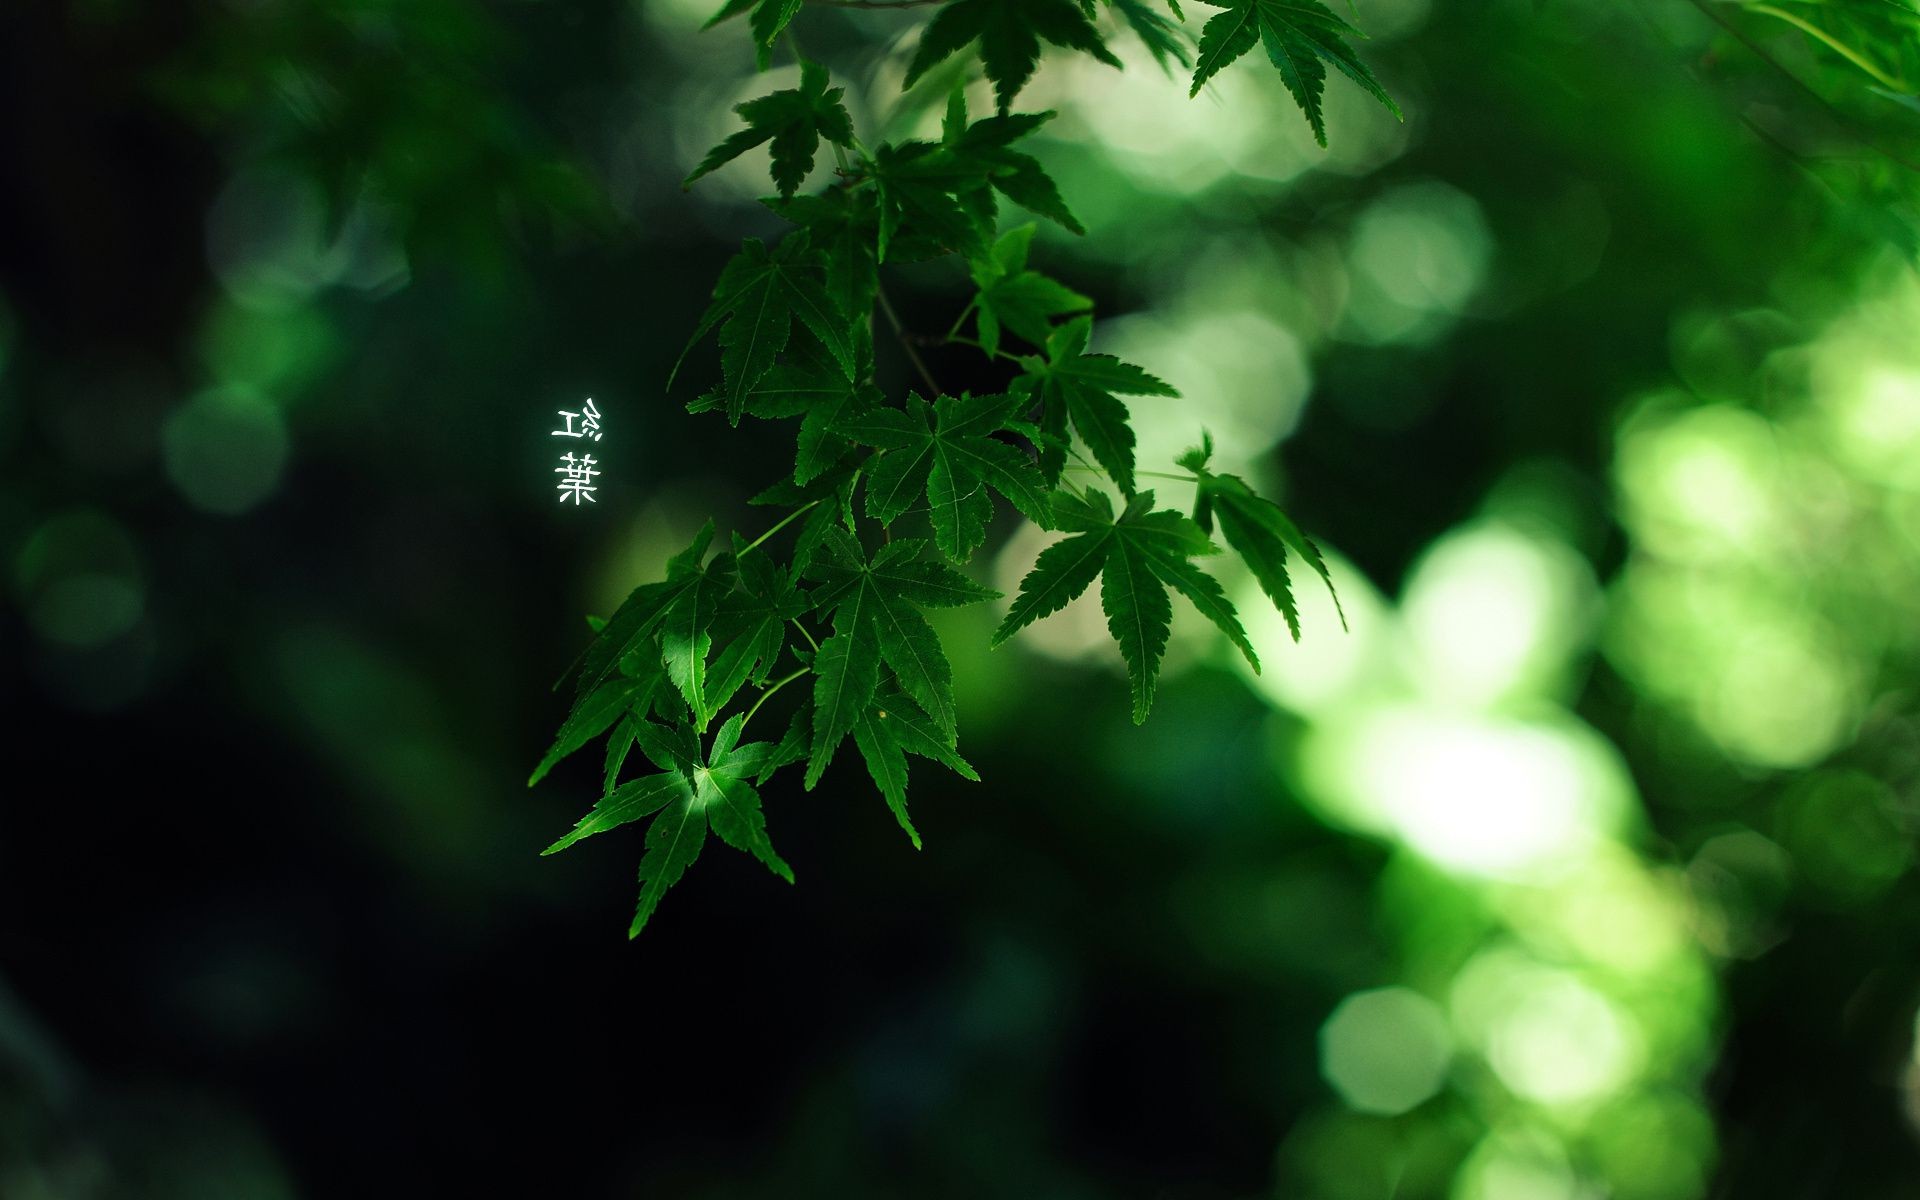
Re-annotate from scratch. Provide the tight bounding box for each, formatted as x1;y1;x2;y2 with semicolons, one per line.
1187;0;1401;144
530;0;1399;935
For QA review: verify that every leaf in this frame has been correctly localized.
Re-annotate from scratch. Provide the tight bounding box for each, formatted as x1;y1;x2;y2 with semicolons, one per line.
852;690;983;850
869;550;1002;609
756;698;813;785
659;548;736;731
698;715;795;883
770;190;880;347
1179;439;1343;638
631;717;703;784
561;531;737;742
684;61;855;198
946;105;1084;234
978;271;1091;356
834;391;1053;560
630;790;707;936
686;357;846;421
1187;0;1398;146
1098;521;1176;723
684;340;880;490
868;107;1081;263
903;0;1122;111
542;772;688;856
801;531;999;783
705;536;809;713
546;714;796;936
852;707;919;848
604;713;638;793
869;140;993;263
1013;315;1177;491
675;239;853;422
705;0;807;70
748;0;805;68
796;380;883;486
529;670;655;786
1110;0;1193;69
570;522;715;708
751;458;863;566
591;529;804;741
875;687;981;780
971;226;1092;357
994;488;1253;722
805;573;885;787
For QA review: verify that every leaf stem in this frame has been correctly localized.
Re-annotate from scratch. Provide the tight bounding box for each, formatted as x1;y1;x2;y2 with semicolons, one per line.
942;332;1020;363
1066;464;1199;484
1744;3;1908;92
943;299;977;342
742;668;808;731
789;618;822;655
740;499;822;557
1065;443;1105;476
1681;0;1920;175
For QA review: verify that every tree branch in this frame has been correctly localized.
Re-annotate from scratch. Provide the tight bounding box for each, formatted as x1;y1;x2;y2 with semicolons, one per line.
876;284;946;396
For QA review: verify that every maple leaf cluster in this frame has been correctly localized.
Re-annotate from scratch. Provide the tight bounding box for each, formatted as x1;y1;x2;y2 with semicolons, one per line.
534;0;1386;935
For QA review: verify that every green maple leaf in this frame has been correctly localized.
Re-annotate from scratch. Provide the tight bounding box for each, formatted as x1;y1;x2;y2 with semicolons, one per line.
869;139;993;263
705;0;807;70
970;224;1091;358
528;658;663;787
549;520;783;738
703;536;810;716
651;538;743;734
793;381;883;487
868;104;1081;263
993;487;1257;722
684;61;855;199
1013;315;1178;493
769;190;879;348
686;358;845;422
942;96;1083;235
851;688;982;850
751;459;863;566
543;713;794;937
603;712;645;795
738;340;882;487
800;529;999;789
1109;0;1193;69
1178;434;1343;639
833;391;1054;561
903;0;1121;111
629;713;704;785
568;522;721;716
686;336;882;487
675;238;854;423
756;698;814;786
1187;0;1399;146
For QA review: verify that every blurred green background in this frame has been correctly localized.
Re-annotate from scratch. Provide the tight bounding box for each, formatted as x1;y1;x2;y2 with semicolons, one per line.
5;0;1920;1195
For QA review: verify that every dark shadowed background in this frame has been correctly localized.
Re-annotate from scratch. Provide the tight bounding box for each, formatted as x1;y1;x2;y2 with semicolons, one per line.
5;0;1920;1196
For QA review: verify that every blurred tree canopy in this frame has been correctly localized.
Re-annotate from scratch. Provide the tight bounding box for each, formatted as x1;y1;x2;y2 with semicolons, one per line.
4;1;1920;1197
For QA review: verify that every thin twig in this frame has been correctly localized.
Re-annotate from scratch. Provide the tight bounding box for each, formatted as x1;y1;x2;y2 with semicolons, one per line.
876;284;945;395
